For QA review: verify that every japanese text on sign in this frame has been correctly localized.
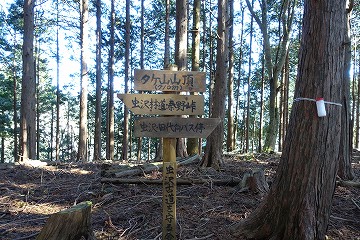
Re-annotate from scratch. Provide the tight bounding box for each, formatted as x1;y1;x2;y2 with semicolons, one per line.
140;122;205;134
118;94;204;115
134;117;221;138
163;163;176;240
131;97;197;113
134;69;206;92
140;73;195;91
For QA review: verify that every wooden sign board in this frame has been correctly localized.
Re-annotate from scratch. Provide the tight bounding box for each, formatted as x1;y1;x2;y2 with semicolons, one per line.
134;69;206;92
118;94;204;115
134;117;221;138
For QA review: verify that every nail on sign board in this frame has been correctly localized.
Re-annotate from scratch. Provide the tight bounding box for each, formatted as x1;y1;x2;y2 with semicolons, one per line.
117;93;204;115
134;69;206;92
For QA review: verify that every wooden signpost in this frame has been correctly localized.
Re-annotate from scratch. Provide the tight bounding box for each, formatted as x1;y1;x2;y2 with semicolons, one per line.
134;69;206;92
118;69;219;240
117;94;204;115
134;117;221;138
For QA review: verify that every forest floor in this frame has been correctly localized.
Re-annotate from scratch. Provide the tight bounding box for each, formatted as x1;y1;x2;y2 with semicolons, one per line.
0;152;359;240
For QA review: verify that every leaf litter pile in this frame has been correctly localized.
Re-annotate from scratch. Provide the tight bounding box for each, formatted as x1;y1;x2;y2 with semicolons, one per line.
0;153;359;240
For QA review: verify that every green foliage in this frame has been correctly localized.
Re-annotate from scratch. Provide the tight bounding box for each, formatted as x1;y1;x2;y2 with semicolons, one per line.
7;0;24;33
0;0;346;160
0;73;13;137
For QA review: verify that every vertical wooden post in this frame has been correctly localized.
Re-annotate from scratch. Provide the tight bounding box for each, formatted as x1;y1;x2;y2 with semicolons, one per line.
162;138;177;240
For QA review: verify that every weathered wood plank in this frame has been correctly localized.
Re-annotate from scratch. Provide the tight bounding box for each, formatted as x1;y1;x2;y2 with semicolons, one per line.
117;94;204;115
134;117;221;138
162;138;177;240
134;69;206;92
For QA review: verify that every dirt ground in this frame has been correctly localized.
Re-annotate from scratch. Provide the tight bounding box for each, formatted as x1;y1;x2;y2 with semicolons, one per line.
0;153;359;240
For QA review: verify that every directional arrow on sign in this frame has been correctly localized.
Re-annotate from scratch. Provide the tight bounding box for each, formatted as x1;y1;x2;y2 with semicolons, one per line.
134;117;221;138
118;94;204;115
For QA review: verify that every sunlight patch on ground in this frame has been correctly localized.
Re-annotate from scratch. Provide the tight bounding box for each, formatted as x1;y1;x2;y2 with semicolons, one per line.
69;168;93;175
9;200;66;215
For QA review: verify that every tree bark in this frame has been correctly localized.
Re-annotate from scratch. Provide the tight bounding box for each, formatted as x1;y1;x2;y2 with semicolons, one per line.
239;169;269;195
35;37;40;160
1;136;4;163
258;55;265;152
226;0;235;152
234;5;245;151
164;0;171;68
36;201;94;240
56;0;60;162
12;33;18;162
338;5;354;180
245;1;253;153
187;0;201;156
201;0;228;169
175;0;188;158
136;0;145;163
278;51;290;152
230;0;346;239
356;54;360;147
20;0;36;161
121;0;130;161
106;0;115;160
208;0;214;117
77;0;89;162
93;0;102;161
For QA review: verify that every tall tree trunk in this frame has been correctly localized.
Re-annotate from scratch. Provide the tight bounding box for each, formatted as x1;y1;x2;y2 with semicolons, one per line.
175;0;188;158
245;0;296;152
50;107;54;160
230;1;347;238
12;33;18;162
356;57;360;148
201;0;206;72
226;0;235;152
67;102;70;160
245;3;253;153
278;63;285;151
208;0;214;116
1;136;4;163
234;5;244;149
77;0;89;162
164;0;170;68
20;0;36;161
36;38;40;160
201;0;228;169
351;44;357;146
258;55;265;152
106;0;115;160
280;51;290;151
136;0;145;163
121;0;131;161
187;0;201;156
93;0;102;161
354;4;360;149
338;3;354;180
56;0;60;162
155;0;173;161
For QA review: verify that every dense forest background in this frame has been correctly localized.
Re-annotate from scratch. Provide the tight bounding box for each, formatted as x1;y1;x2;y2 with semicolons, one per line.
0;0;359;163
0;1;359;239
